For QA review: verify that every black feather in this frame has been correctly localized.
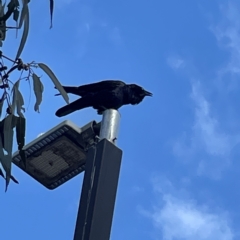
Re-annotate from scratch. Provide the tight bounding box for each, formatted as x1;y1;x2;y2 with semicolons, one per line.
55;80;152;117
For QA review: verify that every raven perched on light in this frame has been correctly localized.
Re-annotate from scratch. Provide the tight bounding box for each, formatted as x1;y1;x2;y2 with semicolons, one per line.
55;80;152;117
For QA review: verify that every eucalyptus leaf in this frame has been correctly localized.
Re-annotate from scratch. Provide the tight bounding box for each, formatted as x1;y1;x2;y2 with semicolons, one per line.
15;3;29;60
12;80;25;117
19;0;28;29
16;116;26;168
0;125;6;185
38;63;69;104
16;0;20;7
13;8;19;22
0;92;6;118
50;0;54;28
0;115;19;189
2;154;11;191
16;90;25;118
11;81;18;114
0;0;16;22
0;16;6;41
2;115;14;191
10;174;19;184
0;168;4;179
0;1;4;16
0;158;19;185
17;96;25;118
0;154;11;191
7;0;18;9
3;114;14;154
32;73;43;112
0;8;6;40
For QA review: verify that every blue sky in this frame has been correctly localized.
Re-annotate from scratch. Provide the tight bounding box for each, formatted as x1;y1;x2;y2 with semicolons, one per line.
1;0;240;239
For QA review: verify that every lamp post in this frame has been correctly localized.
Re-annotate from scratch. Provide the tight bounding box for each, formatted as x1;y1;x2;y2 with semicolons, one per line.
12;109;123;240
73;109;122;240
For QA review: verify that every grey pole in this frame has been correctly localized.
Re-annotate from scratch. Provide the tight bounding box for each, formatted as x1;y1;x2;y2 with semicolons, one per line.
99;109;120;144
74;109;122;240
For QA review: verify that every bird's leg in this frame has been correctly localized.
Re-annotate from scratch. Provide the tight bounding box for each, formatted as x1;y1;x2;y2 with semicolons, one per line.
97;105;107;114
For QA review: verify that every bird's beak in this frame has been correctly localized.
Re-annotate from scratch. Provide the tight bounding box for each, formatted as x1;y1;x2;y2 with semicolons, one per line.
144;90;153;97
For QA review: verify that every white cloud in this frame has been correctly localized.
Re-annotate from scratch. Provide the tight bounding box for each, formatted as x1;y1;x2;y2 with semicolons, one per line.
167;56;185;70
211;3;240;75
171;3;240;179
141;178;235;240
191;82;234;156
173;81;240;179
151;196;234;240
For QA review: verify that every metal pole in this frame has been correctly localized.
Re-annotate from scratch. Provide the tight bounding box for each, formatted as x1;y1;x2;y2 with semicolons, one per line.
74;109;122;240
99;109;120;144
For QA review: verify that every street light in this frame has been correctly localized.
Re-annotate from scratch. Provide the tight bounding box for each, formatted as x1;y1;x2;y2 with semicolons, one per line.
12;109;122;240
12;120;100;189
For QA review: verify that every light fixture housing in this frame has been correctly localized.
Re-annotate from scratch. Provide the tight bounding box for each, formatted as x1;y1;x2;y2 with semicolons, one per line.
12;120;100;189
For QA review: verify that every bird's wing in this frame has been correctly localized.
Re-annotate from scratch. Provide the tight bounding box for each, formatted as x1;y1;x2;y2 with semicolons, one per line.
55;96;94;117
61;86;82;96
56;80;125;97
55;86;83;96
77;80;126;96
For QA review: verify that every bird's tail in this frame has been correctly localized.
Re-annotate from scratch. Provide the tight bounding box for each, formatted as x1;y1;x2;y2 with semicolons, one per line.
55;86;81;96
55;97;92;117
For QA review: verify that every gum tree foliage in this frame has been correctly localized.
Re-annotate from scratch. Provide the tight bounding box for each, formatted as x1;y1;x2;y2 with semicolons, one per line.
0;0;69;191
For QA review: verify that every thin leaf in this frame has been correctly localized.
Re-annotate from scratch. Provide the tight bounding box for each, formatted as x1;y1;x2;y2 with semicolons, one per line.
0;1;4;17
7;0;19;9
13;8;19;22
0;131;9;189
0;165;19;184
16;90;25;117
12;80;25;117
18;0;28;29
12;80;21;113
0;155;11;191
10;174;19;184
16;116;26;168
0;0;16;22
11;85;17;115
3;155;11;191
50;0;54;28
2;115;14;191
38;63;69;104
3;115;14;154
0;168;4;179
0;92;6;118
0;2;6;41
32;73;43;112
15;3;29;60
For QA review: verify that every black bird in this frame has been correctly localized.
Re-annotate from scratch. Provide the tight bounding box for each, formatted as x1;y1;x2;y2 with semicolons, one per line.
55;80;152;117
